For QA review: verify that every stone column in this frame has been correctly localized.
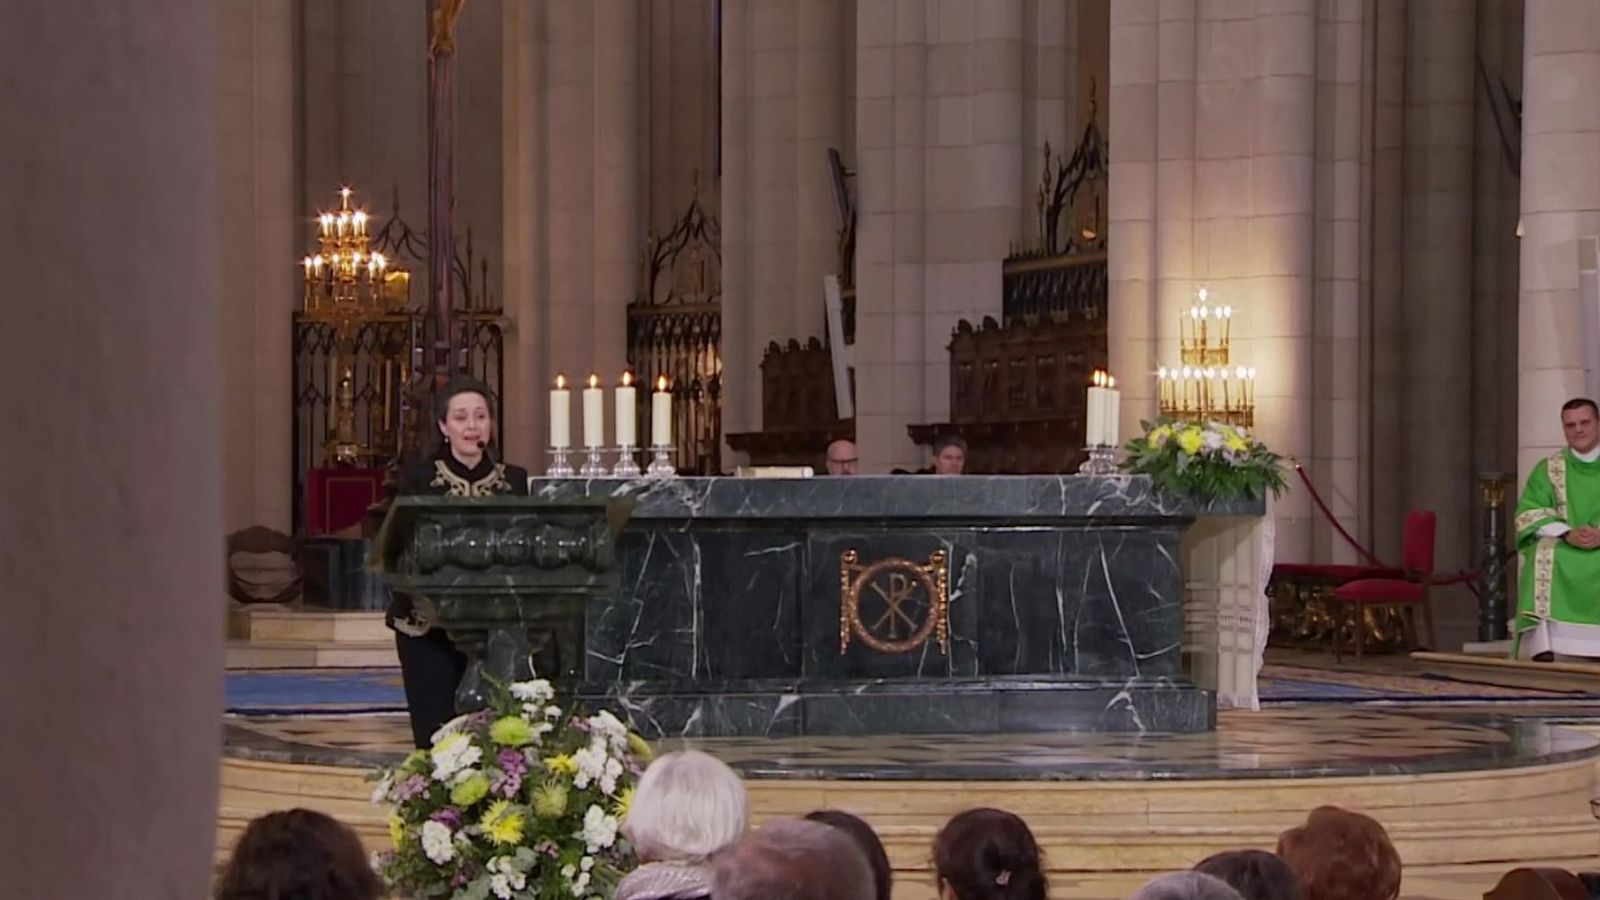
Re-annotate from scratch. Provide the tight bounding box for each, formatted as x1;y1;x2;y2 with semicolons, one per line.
220;0;295;533
500;0;639;463
1518;0;1600;477
1021;0;1078;241
0;1;223;895
1107;0;1160;424
1368;0;1406;554
720;0;848;449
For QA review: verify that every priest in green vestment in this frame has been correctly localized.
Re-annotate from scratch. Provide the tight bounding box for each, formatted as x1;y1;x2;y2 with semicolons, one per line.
1514;398;1600;660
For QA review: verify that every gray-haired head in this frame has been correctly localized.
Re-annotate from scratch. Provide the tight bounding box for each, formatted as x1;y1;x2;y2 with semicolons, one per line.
712;817;875;900
1131;872;1247;900
622;750;748;863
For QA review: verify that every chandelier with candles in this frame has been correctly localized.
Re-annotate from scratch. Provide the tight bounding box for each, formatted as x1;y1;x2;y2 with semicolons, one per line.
300;186;410;464
1156;287;1256;428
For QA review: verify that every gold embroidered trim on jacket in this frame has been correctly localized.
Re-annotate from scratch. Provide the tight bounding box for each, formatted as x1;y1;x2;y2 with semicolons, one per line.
429;460;512;497
1534;537;1558;619
1515;507;1562;534
1549;451;1569;520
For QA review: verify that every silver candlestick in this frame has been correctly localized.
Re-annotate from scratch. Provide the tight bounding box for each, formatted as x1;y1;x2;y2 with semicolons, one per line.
611;444;642;478
545;446;576;478
1077;445;1119;475
578;446;607;478
645;443;677;478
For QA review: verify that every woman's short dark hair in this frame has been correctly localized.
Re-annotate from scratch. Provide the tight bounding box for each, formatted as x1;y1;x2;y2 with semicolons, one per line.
932;808;1047;900
1195;850;1305;900
432;375;496;423
806;809;893;900
214;808;382;900
1277;806;1401;900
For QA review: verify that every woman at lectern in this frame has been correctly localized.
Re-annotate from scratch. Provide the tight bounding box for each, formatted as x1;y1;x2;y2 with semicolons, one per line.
389;376;530;748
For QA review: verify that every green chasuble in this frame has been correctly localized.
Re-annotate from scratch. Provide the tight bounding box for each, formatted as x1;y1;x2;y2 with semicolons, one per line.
1513;448;1600;658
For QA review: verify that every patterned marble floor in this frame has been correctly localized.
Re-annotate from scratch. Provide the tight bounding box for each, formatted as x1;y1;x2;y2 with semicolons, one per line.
225;706;1598;779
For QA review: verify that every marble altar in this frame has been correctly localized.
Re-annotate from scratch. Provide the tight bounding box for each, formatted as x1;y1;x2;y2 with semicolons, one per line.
525;475;1264;738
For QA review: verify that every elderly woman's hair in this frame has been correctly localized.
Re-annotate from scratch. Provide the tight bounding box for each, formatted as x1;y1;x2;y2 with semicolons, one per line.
1194;850;1304;900
623;749;748;862
805;809;893;900
712;817;875;900
1276;806;1402;900
932;808;1047;900
1132;872;1246;900
214;808;382;900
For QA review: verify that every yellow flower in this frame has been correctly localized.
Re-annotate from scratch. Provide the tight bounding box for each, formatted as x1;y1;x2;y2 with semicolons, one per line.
613;786;635;820
626;732;654;763
532;780;569;818
450;773;491;807
1177;427;1204;455
544;753;578;777
1148;425;1172;448
481;799;527;846
388;813;406;847
489;716;535;747
1223;430;1248;453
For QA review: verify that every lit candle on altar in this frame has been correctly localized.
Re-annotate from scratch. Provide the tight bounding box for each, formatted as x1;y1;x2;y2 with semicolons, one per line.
302;256;313;281
1086;369;1106;446
582;373;604;449
336;212;349;236
615;372;638;446
319;213;333;237
652;375;673;446
353;210;367;235
550;374;572;449
1102;373;1120;446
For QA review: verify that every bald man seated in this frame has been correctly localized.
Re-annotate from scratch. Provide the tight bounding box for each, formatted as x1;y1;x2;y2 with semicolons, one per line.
826;439;859;475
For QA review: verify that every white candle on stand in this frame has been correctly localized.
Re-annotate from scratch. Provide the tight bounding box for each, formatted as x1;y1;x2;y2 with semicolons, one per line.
615;371;637;446
582;373;604;448
651;375;673;446
1086;370;1106;446
550;374;571;449
1103;374;1120;447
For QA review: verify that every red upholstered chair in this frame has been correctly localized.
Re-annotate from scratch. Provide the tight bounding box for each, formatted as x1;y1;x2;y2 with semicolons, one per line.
1331;510;1437;663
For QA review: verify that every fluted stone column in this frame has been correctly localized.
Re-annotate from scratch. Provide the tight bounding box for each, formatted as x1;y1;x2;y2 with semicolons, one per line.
0;1;223;894
501;0;639;463
1519;0;1600;478
720;0;849;450
220;0;295;532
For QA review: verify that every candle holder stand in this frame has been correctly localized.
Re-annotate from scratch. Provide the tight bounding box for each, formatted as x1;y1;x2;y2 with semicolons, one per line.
578;446;608;478
545;447;576;479
646;444;678;479
611;445;642;478
1077;445;1120;475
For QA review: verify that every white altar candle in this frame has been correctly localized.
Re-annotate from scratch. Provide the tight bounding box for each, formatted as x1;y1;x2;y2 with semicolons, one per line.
582;373;604;448
549;374;571;449
1103;374;1120;447
615;371;637;446
1086;370;1106;446
651;375;673;446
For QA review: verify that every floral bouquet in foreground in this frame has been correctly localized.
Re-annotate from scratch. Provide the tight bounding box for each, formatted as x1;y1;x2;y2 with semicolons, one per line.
1123;418;1286;502
371;678;651;900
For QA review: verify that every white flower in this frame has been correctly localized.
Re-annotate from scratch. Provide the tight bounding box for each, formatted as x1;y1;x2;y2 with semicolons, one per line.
572;741;608;790
370;773;393;805
580;856;594;873
510;679;556;703
572;872;591;895
487;857;527;899
587;710;630;750
421;820;457;865
1201;429;1224;451
561;864;577;879
544;704;563;719
600;756;624;795
531;720;555;739
582;803;619;851
430;733;482;782
430;713;472;746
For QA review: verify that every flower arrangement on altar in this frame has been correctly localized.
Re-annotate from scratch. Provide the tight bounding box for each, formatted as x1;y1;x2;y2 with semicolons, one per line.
371;678;650;900
1123;418;1286;501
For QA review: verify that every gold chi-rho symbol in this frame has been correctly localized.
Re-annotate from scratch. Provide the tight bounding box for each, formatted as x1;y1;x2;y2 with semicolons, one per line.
839;549;950;655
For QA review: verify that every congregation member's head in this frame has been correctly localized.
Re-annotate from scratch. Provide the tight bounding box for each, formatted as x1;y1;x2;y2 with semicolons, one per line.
932;807;1047;900
1194;850;1304;900
805;809;893;900
1276;806;1401;900
827;439;860;475
214;808;382;900
1132;871;1246;900
431;375;499;464
1561;397;1598;454
619;750;749;900
713;817;875;900
932;435;967;475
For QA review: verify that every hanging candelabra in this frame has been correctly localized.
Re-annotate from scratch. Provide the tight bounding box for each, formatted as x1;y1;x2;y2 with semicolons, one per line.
300;186;409;464
1155;287;1256;427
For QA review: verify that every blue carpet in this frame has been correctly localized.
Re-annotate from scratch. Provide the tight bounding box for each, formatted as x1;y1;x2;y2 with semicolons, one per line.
227;668;406;715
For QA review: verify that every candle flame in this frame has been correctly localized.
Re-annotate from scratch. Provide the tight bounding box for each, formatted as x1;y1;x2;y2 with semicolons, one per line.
1197;286;1209;303
587;373;599;389
1106;374;1115;389
555;373;567;389
656;375;669;391
621;371;633;387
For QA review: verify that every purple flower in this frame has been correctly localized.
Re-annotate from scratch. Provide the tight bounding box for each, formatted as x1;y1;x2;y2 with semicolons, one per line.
498;748;528;776
393;774;429;802
534;840;560;858
430;807;464;831
491;749;528;797
452;869;471;888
